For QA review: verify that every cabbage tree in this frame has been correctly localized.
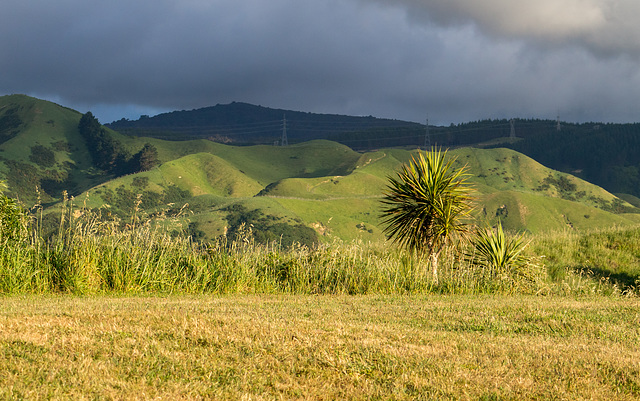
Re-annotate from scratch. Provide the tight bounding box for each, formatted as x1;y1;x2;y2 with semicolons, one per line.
380;149;473;283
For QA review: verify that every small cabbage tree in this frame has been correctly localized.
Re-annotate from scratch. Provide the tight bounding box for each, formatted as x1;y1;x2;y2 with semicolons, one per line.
467;221;540;292
468;221;529;274
380;148;473;283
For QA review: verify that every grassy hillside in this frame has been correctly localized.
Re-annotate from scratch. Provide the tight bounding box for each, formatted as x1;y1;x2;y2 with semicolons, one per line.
250;147;640;237
71;143;640;244
0;94;90;202
449;147;639;232
0;95;156;203
1;95;639;244
108;103;640;200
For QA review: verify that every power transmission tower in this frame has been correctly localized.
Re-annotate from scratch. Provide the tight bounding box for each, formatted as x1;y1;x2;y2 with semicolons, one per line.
556;113;561;132
424;118;431;149
281;114;288;146
510;119;515;139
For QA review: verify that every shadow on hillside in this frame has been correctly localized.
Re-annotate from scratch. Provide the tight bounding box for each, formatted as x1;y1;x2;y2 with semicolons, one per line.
576;266;639;290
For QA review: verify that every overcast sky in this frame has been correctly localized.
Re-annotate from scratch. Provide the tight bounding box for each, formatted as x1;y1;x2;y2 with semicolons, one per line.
2;0;640;125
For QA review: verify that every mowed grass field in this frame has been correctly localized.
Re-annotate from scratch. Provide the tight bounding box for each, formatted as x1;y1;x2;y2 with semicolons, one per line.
1;295;639;400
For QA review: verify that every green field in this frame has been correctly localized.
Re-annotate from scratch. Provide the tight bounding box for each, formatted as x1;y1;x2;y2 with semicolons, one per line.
1;295;638;400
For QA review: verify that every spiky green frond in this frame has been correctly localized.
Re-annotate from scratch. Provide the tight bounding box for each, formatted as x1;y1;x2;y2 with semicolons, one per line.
467;221;530;274
380;148;473;256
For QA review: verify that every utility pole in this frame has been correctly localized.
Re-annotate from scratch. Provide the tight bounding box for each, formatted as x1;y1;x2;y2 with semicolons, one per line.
510;119;515;139
281;114;288;146
424;117;431;149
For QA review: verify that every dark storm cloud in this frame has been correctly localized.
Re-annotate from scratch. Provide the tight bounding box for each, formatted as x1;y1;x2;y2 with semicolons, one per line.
363;0;640;57
1;0;640;124
2;0;411;121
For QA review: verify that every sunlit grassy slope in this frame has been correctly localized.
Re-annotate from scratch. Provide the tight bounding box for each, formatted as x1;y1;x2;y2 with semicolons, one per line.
0;95;161;202
131;138;361;186
79;143;640;242
0;95;89;202
1;95;639;242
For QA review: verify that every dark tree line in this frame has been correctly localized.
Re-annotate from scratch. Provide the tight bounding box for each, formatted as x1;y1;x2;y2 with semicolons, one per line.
79;112;159;175
505;123;640;197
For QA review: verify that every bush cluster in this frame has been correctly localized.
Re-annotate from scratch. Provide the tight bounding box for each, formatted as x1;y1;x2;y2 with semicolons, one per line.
223;203;318;248
29;145;56;167
78;112;159;176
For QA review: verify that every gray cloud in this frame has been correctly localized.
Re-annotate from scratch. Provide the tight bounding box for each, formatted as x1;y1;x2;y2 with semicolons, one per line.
1;0;639;125
364;0;640;57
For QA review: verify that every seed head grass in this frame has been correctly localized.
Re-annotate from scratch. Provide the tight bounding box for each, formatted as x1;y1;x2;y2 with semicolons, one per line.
0;192;638;297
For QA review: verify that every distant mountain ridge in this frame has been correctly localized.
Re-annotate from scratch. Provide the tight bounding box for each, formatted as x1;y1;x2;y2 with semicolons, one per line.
106;102;566;149
107;102;422;148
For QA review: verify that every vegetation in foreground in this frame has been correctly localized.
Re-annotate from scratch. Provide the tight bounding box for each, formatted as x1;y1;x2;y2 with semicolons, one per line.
381;149;474;285
0;143;639;399
1;295;638;400
0;187;638;296
1;143;639;297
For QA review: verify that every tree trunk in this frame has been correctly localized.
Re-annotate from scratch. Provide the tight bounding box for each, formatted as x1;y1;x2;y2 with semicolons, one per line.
430;252;439;284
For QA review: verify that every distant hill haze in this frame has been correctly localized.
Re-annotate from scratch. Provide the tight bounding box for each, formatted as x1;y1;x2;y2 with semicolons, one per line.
1;94;639;243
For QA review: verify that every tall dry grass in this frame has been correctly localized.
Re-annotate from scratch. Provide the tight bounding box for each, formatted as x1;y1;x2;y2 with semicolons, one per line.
0;194;637;296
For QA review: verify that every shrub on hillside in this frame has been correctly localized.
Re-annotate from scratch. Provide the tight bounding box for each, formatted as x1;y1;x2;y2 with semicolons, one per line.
29;145;56;167
0;106;22;143
223;203;318;248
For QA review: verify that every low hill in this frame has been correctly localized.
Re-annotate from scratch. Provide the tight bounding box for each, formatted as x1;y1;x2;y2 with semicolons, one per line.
253;147;640;236
0;94;94;203
0;95;161;203
75;143;640;244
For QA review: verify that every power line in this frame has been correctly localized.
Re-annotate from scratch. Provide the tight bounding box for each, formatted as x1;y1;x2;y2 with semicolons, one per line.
120;115;564;147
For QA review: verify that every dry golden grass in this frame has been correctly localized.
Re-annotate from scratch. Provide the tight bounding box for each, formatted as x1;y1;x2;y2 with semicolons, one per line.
1;295;639;400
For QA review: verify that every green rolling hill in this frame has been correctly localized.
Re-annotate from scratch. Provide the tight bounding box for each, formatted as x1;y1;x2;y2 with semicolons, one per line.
1;94;639;245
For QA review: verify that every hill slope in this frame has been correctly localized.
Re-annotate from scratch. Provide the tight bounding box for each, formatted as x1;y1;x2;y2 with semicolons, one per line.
0;95;162;203
75;143;640;243
109;104;640;200
1;95;639;244
254;147;640;236
0;94;95;203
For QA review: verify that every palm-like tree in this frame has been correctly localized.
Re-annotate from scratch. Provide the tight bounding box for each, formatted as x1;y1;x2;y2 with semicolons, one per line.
380;149;473;283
